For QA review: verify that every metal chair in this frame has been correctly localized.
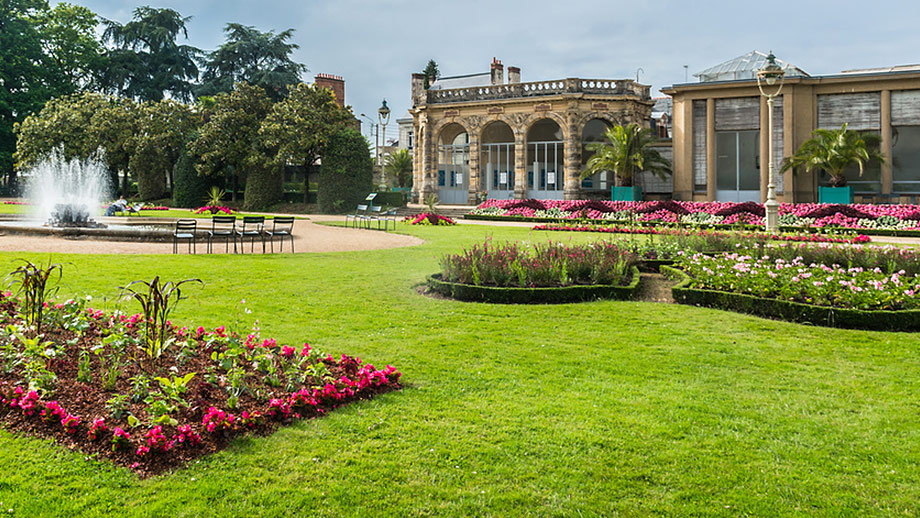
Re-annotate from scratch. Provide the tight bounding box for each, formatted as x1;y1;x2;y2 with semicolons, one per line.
173;219;197;254
346;204;368;228
264;216;295;253
365;205;383;229
207;215;237;253
380;208;399;231
235;216;265;253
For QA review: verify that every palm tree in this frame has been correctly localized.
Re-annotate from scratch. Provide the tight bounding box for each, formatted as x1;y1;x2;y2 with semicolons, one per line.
385;149;413;188
780;123;884;187
580;123;671;187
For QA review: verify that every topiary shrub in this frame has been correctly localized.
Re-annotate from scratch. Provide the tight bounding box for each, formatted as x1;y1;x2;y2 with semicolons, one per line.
243;161;284;211
317;129;373;214
172;146;211;208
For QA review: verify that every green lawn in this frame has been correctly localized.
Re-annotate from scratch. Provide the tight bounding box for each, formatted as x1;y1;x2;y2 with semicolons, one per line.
0;224;917;516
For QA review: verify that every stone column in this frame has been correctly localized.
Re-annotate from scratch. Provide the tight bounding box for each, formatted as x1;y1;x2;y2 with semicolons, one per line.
514;131;527;199
564;112;582;200
421;122;437;201
706;98;716;201
411;121;422;203
881;90;892;195
468;132;481;204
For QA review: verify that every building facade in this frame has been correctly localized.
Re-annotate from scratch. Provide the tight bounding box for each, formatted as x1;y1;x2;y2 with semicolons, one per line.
663;51;920;203
409;59;655;204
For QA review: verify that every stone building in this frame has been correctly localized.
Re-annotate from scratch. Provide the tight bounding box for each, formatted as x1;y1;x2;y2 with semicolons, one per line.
408;59;655;204
662;51;920;203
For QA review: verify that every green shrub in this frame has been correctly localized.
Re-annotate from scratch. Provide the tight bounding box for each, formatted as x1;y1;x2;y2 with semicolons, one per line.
172;146;211;208
243;162;284;211
373;191;406;207
317;129;373;214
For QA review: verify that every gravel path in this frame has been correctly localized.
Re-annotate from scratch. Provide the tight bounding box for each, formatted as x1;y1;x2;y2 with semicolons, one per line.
0;216;423;255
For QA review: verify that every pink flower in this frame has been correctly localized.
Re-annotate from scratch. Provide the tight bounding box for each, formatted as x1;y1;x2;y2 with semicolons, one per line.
280;345;295;358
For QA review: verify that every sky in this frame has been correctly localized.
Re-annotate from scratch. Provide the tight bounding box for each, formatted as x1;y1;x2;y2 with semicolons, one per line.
66;0;920;146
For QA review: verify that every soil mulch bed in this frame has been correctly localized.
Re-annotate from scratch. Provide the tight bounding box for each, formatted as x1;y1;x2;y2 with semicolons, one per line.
0;296;401;477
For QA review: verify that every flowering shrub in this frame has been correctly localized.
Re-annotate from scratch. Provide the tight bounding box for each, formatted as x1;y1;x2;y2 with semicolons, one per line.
112;428;131;450
472;199;920;232
440;238;637;287
139;205;168;211
404;213;456;226
194;205;235;215
678;251;920;310
88;418;108;441
202;407;235;433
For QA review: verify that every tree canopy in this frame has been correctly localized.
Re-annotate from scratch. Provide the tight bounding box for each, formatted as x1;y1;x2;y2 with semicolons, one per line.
198;23;306;102
100;6;200;102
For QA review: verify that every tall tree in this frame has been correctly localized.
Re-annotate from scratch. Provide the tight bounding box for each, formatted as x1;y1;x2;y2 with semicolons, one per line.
198;23;306;102
260;82;354;203
581;123;671;187
100;6;200;102
130;99;197;199
1;0;53;191
32;2;104;92
189;82;272;204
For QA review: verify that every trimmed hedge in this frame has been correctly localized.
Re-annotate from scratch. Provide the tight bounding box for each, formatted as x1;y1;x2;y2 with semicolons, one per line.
243;161;284;211
172;145;211;208
318;129;374;213
662;266;920;332
373;191;407;207
426;267;641;304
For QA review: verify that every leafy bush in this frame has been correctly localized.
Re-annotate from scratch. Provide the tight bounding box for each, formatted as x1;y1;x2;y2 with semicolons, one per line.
440;239;637;288
7;260;62;335
317;129;373;213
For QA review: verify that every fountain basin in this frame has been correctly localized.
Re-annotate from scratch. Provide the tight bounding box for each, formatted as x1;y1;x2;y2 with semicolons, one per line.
0;215;201;242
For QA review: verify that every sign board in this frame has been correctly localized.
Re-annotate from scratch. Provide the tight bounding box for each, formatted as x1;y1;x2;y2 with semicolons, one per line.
488;106;504;114
592;102;608;110
547;172;556;185
499;172;508;185
444;109;460;117
534;103;552;112
455;173;464;185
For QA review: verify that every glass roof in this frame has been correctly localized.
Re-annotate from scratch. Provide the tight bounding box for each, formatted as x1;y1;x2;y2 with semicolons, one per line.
694;50;809;83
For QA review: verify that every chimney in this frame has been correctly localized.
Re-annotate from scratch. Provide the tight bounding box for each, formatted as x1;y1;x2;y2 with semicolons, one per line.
490;57;504;85
411;73;426;107
314;73;345;107
507;66;521;84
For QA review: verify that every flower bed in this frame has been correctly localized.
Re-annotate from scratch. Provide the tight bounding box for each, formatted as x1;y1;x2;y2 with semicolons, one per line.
0;291;401;476
471;199;920;232
404;213;456;225
664;266;920;332
430;239;640;303
194;206;235;215
532;224;871;244
140;206;169;211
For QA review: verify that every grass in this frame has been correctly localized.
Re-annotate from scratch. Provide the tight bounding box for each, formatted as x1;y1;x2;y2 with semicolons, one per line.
0;224;918;516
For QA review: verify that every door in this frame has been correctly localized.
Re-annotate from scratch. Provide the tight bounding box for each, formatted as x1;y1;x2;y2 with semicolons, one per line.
716;130;760;202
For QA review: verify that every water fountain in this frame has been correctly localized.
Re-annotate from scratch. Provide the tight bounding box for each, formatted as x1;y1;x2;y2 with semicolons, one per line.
24;152;110;228
0;152;176;242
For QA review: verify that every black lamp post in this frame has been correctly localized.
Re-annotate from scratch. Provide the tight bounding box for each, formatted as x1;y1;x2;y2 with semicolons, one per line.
378;100;391;189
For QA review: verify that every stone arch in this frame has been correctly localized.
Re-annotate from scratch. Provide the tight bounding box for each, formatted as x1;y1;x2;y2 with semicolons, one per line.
524;113;568;141
479;120;516;197
437;122;469;146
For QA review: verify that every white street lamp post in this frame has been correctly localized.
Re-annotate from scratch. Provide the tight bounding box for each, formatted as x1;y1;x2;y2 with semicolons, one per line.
756;51;786;233
378;99;391;190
